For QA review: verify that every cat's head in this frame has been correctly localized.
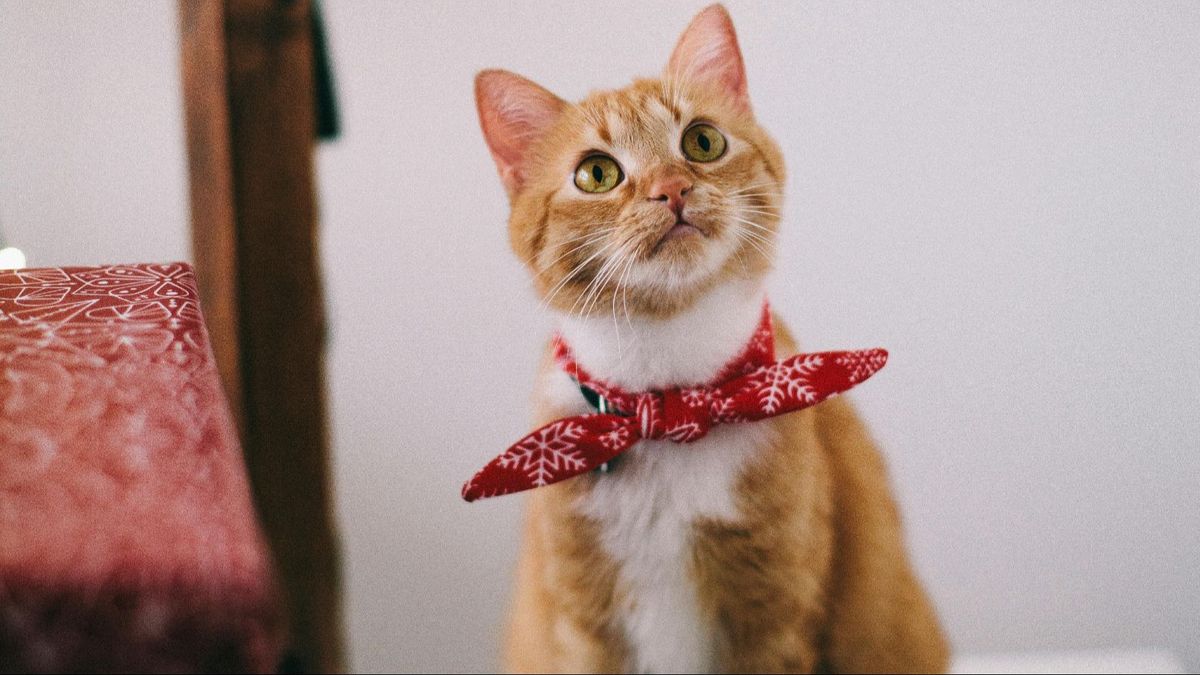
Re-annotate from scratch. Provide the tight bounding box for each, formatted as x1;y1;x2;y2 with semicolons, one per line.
475;4;783;319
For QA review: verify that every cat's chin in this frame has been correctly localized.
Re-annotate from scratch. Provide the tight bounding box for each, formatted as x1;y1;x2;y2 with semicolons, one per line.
650;226;732;279
617;254;743;318
651;225;707;260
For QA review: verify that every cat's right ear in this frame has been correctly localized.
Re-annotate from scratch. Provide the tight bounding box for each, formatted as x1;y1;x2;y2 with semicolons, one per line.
475;69;566;196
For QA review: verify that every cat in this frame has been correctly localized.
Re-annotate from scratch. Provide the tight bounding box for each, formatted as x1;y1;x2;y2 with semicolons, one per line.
472;5;949;673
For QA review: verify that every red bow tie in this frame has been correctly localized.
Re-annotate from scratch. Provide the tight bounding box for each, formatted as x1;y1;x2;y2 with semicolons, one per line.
462;306;887;502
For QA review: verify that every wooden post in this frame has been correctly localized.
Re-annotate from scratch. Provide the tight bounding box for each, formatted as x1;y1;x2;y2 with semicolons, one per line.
179;1;344;671
179;0;243;423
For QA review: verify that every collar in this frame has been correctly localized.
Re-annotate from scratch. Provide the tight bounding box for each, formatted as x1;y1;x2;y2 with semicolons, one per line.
462;302;888;501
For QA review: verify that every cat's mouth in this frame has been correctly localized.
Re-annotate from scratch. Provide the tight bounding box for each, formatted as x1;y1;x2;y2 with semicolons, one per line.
653;219;705;253
664;220;703;240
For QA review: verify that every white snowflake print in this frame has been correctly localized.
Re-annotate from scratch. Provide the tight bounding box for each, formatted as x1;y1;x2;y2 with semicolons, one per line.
835;350;887;383
747;318;773;357
598;424;634;452
498;420;588;486
711;395;749;424
680;387;709;409
754;354;824;413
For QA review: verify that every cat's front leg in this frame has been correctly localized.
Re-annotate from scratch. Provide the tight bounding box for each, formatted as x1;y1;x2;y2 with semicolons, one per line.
506;487;628;673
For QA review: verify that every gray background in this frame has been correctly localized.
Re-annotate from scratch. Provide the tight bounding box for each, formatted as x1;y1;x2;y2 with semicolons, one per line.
2;1;1197;671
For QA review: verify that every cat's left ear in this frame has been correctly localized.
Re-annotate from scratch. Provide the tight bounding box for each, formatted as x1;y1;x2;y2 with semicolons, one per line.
666;4;750;113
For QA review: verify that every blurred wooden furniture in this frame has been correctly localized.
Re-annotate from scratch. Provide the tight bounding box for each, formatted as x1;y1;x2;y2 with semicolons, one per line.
178;1;344;671
0;263;284;673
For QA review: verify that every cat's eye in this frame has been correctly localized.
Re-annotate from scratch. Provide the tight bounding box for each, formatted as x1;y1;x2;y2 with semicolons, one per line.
681;124;727;162
574;155;623;193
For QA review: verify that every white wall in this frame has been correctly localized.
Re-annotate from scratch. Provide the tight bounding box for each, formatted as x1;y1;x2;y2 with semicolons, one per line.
2;1;1197;672
318;2;1200;671
0;1;189;267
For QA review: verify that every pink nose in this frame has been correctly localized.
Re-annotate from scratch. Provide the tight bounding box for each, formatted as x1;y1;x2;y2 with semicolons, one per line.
648;175;693;217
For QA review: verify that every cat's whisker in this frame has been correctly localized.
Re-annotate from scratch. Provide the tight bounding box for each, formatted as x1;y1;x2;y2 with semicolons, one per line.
609;249;638;353
730;217;778;244
733;230;773;260
732;217;779;240
529;235;615;296
610;263;622;354
738;234;776;260
530;234;608;272
619;254;635;332
568;235;628;319
730;198;783;206
729;193;784;203
732;246;751;278
590;240;636;320
600;242;638;345
521;223;620;270
737;209;782;219
540;235;624;313
735;223;775;242
728;186;783;196
561;250;619;319
582;252;620;319
729;199;784;212
730;213;774;226
732;197;781;204
725;182;781;195
579;246;621;314
590;233;641;325
533;227;618;273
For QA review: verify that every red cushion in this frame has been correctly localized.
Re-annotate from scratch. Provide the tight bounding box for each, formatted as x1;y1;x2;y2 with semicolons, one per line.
0;263;284;673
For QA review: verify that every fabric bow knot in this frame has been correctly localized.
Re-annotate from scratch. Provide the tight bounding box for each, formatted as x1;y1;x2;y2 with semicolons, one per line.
634;387;713;442
462;305;888;502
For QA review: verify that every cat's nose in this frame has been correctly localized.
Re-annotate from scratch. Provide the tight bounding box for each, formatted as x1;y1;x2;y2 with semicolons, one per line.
648;175;693;217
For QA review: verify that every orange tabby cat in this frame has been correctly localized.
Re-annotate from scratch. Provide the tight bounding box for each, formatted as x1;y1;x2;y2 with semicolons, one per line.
474;5;948;673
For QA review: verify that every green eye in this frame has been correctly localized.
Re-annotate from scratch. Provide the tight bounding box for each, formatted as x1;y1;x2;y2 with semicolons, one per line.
681;124;727;162
574;155;623;193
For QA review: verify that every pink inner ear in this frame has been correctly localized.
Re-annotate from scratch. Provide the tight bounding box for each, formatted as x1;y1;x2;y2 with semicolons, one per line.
475;70;565;194
667;5;750;112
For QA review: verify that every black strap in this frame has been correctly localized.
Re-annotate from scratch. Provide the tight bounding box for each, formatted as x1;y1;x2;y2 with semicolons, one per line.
578;384;621;474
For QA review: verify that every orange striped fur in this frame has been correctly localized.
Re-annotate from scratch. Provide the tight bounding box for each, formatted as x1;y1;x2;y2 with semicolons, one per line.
475;5;948;672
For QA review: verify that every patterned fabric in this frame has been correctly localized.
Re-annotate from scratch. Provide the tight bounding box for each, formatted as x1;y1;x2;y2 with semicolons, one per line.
462;305;888;502
0;264;283;673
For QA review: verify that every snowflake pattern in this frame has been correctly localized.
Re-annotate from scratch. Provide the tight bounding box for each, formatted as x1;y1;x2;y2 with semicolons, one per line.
598;424;634;452
711;394;751;424
680;387;709;409
463;303;890;501
751;355;825;413
745;310;775;361
836;349;890;383
498;419;588;487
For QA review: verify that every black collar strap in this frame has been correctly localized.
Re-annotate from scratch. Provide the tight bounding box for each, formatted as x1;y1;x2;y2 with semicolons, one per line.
579;383;620;474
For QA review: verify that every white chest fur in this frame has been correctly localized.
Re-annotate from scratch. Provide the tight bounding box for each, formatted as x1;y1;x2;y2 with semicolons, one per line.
551;280;772;673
